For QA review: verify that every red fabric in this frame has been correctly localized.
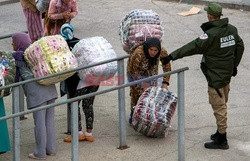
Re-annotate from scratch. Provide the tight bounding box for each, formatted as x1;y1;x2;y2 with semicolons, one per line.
132;87;177;138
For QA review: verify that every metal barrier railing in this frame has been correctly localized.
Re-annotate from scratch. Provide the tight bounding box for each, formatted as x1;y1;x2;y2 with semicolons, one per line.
0;31;28;40
0;33;189;161
0;67;188;161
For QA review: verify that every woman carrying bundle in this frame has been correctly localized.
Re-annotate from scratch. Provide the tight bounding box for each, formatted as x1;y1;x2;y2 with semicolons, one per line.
127;37;171;124
60;25;99;143
44;0;78;36
12;33;58;160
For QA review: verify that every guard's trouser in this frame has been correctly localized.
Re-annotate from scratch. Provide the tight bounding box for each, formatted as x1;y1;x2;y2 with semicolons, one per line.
208;84;230;134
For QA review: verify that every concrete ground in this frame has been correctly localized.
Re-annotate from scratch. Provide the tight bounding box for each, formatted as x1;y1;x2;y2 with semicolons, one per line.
0;0;250;161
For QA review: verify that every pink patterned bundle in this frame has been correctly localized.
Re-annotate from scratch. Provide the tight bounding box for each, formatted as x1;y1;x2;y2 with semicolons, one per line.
24;35;78;85
132;87;177;138
119;9;164;53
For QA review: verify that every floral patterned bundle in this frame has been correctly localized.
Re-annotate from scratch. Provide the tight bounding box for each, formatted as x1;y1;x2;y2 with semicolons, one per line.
24;35;78;85
132;87;177;138
119;9;164;53
0;51;16;97
72;36;117;88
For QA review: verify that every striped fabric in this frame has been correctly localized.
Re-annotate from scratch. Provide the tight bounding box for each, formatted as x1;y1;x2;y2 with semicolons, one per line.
132;87;177;138
119;9;163;53
22;7;43;42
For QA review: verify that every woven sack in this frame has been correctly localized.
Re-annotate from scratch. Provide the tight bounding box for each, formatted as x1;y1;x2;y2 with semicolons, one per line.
0;51;16;97
24;35;78;86
132;87;177;138
72;36;117;87
119;9;164;53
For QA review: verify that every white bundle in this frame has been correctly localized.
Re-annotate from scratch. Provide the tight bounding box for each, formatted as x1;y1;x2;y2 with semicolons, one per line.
72;36;117;88
36;0;50;13
119;9;164;53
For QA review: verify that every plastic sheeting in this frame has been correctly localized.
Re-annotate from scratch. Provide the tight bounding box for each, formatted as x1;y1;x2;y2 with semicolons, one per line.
0;51;16;97
132;87;177;138
72;36;117;88
119;9;164;53
24;35;78;86
36;0;50;13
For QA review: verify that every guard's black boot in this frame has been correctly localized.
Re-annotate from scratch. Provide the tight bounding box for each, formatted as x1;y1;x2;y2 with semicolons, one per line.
129;110;134;125
210;130;220;140
204;132;229;150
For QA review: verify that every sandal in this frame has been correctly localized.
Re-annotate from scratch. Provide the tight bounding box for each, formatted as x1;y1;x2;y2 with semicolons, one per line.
46;153;56;156
28;153;46;160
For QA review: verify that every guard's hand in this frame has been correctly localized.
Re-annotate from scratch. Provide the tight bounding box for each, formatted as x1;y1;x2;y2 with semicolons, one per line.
232;67;237;77
161;55;172;65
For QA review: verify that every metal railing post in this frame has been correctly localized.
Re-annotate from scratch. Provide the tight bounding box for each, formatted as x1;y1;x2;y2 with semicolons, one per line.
67;93;71;134
71;101;79;161
117;59;128;149
177;71;185;161
12;86;20;161
19;86;26;120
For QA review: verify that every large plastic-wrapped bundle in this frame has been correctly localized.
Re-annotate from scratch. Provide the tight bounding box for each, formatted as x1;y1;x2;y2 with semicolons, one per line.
72;36;117;88
132;87;177;138
36;0;50;13
24;35;78;86
119;9;164;53
0;51;16;97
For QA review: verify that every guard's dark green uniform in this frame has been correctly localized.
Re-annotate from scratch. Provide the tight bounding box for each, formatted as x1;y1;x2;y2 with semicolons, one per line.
170;17;244;149
171;18;244;89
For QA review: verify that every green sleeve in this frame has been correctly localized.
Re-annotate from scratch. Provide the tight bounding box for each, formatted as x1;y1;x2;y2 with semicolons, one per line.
234;35;244;67
171;35;210;60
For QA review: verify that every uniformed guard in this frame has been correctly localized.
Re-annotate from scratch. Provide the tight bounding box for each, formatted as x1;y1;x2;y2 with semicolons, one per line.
161;2;244;149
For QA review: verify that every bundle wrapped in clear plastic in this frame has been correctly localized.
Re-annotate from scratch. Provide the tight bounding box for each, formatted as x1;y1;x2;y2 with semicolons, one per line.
0;51;16;97
24;35;78;86
119;9;164;53
132;87;177;138
72;36;117;88
36;0;50;13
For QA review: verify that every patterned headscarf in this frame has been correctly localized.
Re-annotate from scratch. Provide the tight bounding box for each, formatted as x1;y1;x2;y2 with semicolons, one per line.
143;37;161;68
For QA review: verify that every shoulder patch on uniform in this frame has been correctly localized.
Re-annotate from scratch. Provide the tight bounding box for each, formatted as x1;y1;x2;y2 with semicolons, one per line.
199;33;208;40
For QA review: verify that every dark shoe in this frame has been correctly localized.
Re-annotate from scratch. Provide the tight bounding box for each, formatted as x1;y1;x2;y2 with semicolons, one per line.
205;132;229;150
129;110;134;125
210;130;220;141
204;141;229;149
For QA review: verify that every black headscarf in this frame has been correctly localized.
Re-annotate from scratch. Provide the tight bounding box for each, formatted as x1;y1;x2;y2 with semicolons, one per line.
143;37;161;68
